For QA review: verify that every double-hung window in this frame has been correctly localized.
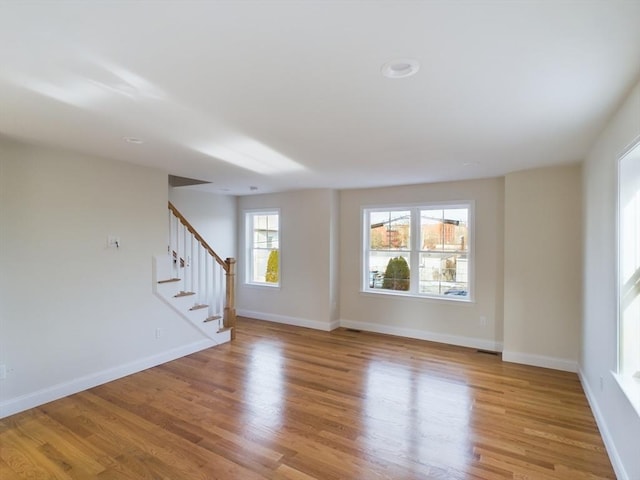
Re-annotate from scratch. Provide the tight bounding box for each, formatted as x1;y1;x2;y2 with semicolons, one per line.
363;203;472;301
246;210;280;286
617;140;640;412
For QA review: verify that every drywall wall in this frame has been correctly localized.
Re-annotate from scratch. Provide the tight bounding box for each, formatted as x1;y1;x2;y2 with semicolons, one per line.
169;187;237;261
0;138;209;418
338;177;505;350
236;189;338;330
328;189;340;323
503;165;582;372
582;78;640;480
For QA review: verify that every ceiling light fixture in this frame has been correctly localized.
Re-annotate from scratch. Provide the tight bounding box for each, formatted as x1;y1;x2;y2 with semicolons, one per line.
123;136;144;144
381;58;420;79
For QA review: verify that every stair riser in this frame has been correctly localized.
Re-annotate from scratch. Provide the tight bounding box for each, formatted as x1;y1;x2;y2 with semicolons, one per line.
155;280;184;298
153;255;230;346
171;294;198;311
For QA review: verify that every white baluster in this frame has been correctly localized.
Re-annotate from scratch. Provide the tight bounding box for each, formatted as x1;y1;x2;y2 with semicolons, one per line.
212;261;218;316
168;208;172;275
205;250;210;315
197;243;202;305
190;233;195;299
219;263;225;316
183;223;188;293
175;216;180;280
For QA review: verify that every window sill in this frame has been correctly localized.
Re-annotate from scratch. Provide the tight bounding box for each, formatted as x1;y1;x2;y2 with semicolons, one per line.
360;288;474;304
244;282;280;289
613;372;640;418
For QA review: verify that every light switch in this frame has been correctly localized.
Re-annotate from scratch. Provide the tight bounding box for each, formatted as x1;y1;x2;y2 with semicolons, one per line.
107;235;121;248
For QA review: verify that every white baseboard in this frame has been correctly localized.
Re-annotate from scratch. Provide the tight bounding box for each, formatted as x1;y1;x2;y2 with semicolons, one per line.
339;318;503;352
502;350;577;373
237;309;339;332
579;368;628;480
0;339;215;419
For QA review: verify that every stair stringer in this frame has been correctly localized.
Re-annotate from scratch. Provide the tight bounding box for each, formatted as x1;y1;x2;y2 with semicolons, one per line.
152;255;231;345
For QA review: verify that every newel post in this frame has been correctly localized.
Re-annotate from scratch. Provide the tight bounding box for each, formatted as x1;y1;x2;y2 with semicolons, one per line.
224;258;237;340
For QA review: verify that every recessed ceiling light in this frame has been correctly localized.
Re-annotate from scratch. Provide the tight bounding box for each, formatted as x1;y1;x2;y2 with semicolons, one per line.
381;58;420;79
249;186;259;191
123;136;144;144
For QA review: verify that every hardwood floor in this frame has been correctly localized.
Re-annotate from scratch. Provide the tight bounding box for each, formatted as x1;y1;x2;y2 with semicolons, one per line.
0;317;615;479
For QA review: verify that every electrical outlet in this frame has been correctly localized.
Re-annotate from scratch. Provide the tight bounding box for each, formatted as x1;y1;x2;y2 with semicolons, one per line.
155;328;163;339
0;364;7;380
479;315;487;326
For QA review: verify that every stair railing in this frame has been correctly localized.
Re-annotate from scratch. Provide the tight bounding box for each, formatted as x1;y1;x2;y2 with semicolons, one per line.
167;202;237;339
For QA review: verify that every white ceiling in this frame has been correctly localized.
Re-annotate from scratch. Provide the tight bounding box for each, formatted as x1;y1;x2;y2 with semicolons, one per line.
1;1;639;195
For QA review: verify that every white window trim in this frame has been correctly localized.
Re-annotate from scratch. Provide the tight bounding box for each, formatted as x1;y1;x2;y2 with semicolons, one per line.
361;201;475;303
615;136;640;417
244;208;280;288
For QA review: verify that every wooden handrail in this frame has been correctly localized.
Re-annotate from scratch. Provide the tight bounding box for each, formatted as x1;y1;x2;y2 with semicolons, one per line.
168;202;228;271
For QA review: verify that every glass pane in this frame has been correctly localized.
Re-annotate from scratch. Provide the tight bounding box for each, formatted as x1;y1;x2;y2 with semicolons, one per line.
368;252;410;291
369;210;411;250
619;145;640;376
252;214;279;249
420;209;444;249
419;252;468;296
252;248;270;283
421;208;468;253
253;229;267;248
267;214;279;248
265;249;279;284
621;191;639;284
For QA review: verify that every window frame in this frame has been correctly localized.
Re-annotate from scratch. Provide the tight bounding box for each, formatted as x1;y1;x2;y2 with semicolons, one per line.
245;208;281;288
615;137;640;416
361;201;474;302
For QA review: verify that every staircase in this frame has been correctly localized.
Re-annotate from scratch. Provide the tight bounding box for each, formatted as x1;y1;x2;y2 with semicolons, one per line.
153;202;236;345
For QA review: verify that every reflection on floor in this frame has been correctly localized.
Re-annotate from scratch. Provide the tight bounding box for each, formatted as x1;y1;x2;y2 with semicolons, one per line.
0;317;615;479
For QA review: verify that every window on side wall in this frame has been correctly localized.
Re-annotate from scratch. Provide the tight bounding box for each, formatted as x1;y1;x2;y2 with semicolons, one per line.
246;210;280;287
618;140;640;412
363;203;472;301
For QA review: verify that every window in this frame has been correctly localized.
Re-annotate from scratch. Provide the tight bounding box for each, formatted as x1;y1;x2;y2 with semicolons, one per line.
246;210;280;286
363;203;472;300
618;141;640;403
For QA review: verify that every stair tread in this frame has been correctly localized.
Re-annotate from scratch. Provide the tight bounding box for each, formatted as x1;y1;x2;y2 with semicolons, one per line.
217;327;232;333
174;291;196;298
158;278;181;284
189;304;208;311
203;315;222;323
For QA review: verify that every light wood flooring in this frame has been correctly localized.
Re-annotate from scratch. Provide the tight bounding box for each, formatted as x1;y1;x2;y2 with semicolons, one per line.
0;317;615;479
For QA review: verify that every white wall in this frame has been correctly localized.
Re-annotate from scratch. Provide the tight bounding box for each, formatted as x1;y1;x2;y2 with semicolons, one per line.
169;187;237;261
339;178;505;350
328;189;340;323
0;138;210;418
503;165;582;372
236;189;338;330
582;79;640;480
